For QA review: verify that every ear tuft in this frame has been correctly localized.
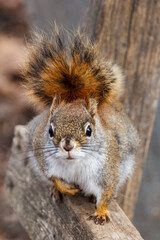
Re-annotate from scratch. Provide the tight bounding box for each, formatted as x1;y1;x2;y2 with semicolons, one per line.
85;97;97;117
50;93;61;113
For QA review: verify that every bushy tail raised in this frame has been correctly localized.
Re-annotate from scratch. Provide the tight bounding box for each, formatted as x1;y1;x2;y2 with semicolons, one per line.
22;29;124;107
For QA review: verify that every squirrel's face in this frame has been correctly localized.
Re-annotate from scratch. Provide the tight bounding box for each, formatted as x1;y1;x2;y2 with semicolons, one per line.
46;98;102;161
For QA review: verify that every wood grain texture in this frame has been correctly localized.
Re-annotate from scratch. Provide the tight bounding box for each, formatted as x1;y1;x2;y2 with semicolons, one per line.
5;125;143;240
83;0;160;219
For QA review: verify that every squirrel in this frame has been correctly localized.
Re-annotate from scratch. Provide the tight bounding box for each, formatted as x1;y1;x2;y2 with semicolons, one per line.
23;29;139;225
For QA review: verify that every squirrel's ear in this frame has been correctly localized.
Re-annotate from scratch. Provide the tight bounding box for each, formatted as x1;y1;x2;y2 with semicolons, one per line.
50;93;61;113
85;97;97;117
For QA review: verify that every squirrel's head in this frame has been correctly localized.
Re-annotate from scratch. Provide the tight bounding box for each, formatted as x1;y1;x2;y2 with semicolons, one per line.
45;95;105;163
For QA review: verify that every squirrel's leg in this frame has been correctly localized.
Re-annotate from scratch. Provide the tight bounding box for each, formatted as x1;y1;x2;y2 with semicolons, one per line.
88;190;112;225
53;178;80;195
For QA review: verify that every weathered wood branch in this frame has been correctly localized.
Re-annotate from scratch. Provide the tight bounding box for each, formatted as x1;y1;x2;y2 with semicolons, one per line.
5;125;143;240
83;0;160;219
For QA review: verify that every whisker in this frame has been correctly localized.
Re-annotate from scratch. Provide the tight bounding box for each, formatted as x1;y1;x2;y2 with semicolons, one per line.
18;149;58;163
82;140;105;145
82;145;104;149
14;146;58;155
42;150;59;163
27;142;58;147
81;147;105;152
80;149;101;160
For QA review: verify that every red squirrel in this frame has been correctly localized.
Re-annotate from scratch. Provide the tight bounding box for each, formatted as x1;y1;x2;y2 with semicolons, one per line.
23;29;139;225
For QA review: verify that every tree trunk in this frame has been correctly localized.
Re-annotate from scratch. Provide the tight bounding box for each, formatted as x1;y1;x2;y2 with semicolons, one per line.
83;0;160;219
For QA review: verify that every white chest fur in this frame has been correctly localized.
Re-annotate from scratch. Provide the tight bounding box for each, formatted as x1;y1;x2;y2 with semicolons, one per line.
44;148;106;203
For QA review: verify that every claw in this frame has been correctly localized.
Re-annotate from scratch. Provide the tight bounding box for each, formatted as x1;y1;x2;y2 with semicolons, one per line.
106;215;110;222
87;211;110;225
87;215;95;221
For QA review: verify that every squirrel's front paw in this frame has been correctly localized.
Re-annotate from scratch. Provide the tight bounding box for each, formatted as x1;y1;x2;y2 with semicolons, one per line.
54;178;80;196
87;210;110;225
61;185;80;196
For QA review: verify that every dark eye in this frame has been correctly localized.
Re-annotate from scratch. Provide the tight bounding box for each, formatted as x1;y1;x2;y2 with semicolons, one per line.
86;125;92;137
49;126;54;138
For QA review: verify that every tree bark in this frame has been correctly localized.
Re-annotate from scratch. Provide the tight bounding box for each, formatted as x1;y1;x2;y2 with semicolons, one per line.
5;125;143;240
83;0;160;219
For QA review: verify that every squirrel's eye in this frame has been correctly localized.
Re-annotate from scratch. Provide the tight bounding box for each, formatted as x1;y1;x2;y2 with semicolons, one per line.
86;125;92;137
49;126;54;138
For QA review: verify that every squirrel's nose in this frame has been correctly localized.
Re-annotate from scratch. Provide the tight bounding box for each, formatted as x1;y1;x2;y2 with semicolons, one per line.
63;137;74;152
63;144;74;152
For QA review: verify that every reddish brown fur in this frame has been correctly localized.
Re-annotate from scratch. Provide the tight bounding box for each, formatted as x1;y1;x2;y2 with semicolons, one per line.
22;30;124;107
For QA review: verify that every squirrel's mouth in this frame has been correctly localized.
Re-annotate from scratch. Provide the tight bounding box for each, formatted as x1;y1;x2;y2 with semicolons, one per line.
66;153;74;160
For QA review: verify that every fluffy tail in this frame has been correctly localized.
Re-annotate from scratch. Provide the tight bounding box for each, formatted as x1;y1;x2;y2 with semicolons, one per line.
22;29;124;107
